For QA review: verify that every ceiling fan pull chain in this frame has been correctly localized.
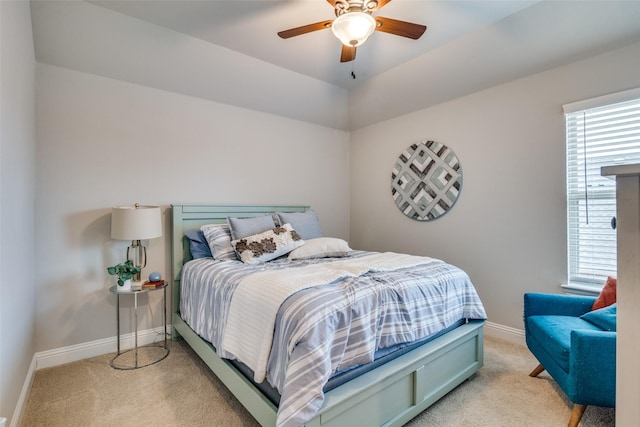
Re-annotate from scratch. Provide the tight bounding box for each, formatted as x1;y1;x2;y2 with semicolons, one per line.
351;62;356;79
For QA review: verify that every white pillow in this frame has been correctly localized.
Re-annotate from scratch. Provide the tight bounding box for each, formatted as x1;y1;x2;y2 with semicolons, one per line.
288;237;352;260
232;223;304;264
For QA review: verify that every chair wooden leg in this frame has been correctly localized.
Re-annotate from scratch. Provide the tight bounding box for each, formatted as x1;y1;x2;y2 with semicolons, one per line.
529;363;545;377
568;404;587;427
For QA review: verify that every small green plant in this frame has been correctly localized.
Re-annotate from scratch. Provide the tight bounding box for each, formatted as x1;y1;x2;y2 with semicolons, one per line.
107;260;141;286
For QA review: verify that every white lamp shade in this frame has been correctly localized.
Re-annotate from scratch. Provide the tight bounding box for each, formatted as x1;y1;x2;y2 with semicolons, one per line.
331;12;376;47
111;205;162;240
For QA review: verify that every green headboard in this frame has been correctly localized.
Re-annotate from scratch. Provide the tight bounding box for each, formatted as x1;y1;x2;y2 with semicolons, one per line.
170;204;309;319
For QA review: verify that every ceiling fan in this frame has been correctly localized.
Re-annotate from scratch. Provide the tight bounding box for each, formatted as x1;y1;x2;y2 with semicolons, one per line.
277;0;427;63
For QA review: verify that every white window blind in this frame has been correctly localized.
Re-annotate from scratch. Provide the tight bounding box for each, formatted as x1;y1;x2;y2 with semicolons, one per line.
565;92;640;285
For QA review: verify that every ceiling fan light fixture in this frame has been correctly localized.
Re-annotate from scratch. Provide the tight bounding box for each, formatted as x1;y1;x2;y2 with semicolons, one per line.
331;12;376;47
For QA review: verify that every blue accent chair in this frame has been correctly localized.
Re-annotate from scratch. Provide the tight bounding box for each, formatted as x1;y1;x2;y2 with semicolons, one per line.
524;293;616;427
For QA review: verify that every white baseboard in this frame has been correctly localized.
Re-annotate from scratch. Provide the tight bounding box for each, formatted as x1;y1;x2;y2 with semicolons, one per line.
36;326;171;370
9;356;36;427
484;321;526;346
29;323;525;369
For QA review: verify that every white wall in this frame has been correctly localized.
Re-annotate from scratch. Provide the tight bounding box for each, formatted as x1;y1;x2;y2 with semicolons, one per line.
0;1;36;424
34;64;350;351
350;41;640;330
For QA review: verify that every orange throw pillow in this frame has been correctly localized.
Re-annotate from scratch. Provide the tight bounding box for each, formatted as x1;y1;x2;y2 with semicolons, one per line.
592;276;617;310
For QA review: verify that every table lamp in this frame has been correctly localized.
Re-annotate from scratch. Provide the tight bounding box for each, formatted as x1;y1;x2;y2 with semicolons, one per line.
111;203;162;283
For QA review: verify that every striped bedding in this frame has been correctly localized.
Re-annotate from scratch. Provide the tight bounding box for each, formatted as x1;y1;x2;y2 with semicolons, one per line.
180;251;486;427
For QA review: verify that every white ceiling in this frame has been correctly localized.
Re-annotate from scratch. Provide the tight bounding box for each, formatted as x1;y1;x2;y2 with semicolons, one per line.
88;0;540;89
30;1;640;130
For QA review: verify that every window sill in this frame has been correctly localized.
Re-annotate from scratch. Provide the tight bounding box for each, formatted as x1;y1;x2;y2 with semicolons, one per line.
561;282;602;296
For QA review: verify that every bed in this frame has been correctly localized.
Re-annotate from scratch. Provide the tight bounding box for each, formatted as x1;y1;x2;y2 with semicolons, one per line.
171;204;486;427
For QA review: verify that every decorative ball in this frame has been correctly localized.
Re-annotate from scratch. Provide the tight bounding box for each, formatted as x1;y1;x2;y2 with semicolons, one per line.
149;271;161;282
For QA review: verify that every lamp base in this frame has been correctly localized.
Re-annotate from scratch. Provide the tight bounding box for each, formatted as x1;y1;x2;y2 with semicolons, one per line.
126;240;147;282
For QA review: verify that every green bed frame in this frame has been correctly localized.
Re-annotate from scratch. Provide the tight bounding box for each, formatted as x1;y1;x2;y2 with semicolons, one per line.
171;204;485;427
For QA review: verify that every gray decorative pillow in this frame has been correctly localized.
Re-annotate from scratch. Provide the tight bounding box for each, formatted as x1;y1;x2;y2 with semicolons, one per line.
227;215;276;241
200;223;237;261
276;210;322;240
288;237;352;260
232;223;304;264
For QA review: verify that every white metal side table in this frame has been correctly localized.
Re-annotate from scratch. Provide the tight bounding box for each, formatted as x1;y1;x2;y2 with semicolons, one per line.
109;282;169;370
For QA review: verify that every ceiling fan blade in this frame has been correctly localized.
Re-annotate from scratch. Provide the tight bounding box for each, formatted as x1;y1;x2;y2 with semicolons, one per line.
326;0;338;7
277;20;333;39
374;16;426;40
369;0;392;11
340;45;356;63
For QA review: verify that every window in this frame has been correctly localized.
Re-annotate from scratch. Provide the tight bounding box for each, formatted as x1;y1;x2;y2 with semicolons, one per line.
564;88;640;286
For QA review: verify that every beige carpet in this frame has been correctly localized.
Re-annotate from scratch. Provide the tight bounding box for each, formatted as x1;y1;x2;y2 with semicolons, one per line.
21;336;614;426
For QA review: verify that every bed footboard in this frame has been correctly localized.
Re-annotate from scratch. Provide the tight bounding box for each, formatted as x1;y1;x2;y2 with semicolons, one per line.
173;314;483;427
308;320;484;427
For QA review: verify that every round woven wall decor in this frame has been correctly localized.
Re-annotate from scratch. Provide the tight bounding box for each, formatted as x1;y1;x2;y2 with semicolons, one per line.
391;140;462;221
